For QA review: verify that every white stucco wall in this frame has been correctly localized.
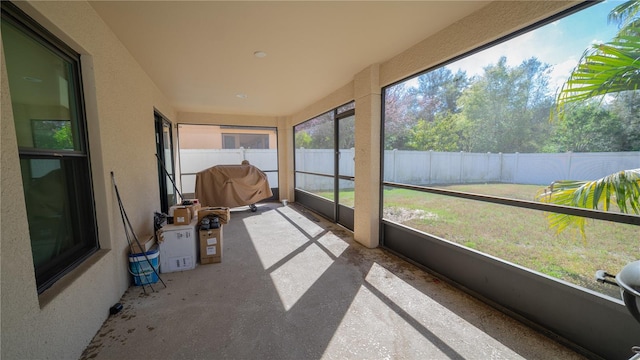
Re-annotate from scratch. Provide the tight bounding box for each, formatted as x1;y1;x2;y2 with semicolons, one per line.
1;1;176;359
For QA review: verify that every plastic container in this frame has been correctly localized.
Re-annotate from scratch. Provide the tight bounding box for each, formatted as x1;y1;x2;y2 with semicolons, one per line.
128;247;159;286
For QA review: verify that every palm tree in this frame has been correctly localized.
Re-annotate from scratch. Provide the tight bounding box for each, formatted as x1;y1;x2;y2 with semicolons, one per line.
542;0;640;238
554;0;640;117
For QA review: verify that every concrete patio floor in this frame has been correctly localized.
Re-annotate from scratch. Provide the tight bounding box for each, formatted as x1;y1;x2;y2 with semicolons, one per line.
81;202;585;360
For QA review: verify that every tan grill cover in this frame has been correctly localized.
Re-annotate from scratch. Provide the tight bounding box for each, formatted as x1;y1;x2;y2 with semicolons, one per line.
195;164;272;208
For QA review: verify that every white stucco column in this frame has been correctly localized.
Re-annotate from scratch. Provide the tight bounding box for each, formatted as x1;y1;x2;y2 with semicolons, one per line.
353;64;381;248
277;116;294;202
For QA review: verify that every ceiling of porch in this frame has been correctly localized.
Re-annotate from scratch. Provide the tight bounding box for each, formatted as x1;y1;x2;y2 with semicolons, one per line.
89;1;490;117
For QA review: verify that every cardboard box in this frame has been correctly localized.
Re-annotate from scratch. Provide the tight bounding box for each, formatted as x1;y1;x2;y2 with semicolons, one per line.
129;234;155;255
197;207;230;225
184;201;201;218
199;227;223;264
172;206;192;225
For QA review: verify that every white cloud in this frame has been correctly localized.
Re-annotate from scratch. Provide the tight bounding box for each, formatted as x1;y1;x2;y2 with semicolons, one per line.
548;58;579;94
449;31;542;78
408;1;619;93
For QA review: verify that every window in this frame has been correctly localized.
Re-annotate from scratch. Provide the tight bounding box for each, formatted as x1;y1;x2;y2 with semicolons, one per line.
222;133;269;149
1;2;99;293
382;1;639;299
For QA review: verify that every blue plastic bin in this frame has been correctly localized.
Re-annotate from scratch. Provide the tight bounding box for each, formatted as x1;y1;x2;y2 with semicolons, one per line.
128;247;159;286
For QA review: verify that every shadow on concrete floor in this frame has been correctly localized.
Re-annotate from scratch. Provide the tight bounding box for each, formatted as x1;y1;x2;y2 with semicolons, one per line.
81;202;584;360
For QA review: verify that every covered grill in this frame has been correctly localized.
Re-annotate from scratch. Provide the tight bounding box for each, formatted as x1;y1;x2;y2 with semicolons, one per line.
195;161;272;211
596;261;640;359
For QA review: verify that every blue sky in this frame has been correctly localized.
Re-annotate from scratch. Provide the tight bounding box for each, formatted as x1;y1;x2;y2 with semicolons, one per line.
445;0;623;93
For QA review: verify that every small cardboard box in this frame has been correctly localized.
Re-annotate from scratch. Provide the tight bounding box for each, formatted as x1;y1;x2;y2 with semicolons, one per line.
130;234;155;255
185;202;201;217
197;207;230;225
199;227;223;264
172;206;192;225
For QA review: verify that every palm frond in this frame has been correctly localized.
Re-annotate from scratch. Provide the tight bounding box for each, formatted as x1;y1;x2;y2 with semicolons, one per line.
553;28;640;119
545;1;640;240
535;169;640;240
608;0;640;28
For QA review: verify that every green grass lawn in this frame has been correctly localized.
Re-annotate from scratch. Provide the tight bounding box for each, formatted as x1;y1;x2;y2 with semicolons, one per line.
315;189;355;207
316;184;637;298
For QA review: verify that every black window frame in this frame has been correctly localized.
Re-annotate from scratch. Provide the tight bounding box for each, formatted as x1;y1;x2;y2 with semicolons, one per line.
1;1;99;294
380;0;640;239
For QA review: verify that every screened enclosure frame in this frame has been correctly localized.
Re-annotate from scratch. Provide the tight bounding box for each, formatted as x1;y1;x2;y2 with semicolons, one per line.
293;102;355;230
177;123;279;202
378;1;640;358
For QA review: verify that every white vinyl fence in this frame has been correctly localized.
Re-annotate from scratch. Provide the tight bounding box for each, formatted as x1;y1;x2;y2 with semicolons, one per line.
383;150;639;185
180;148;639;193
293;149;639;191
180;148;279;194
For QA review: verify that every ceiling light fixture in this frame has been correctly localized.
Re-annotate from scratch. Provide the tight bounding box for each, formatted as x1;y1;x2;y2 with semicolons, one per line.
236;93;248;99
253;51;267;58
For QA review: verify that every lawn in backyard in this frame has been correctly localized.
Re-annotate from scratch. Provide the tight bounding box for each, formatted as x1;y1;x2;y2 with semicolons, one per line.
317;183;637;298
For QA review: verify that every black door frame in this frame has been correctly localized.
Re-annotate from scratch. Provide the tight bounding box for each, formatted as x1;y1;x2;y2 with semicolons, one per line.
294;105;355;231
154;110;175;214
335;109;355;230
